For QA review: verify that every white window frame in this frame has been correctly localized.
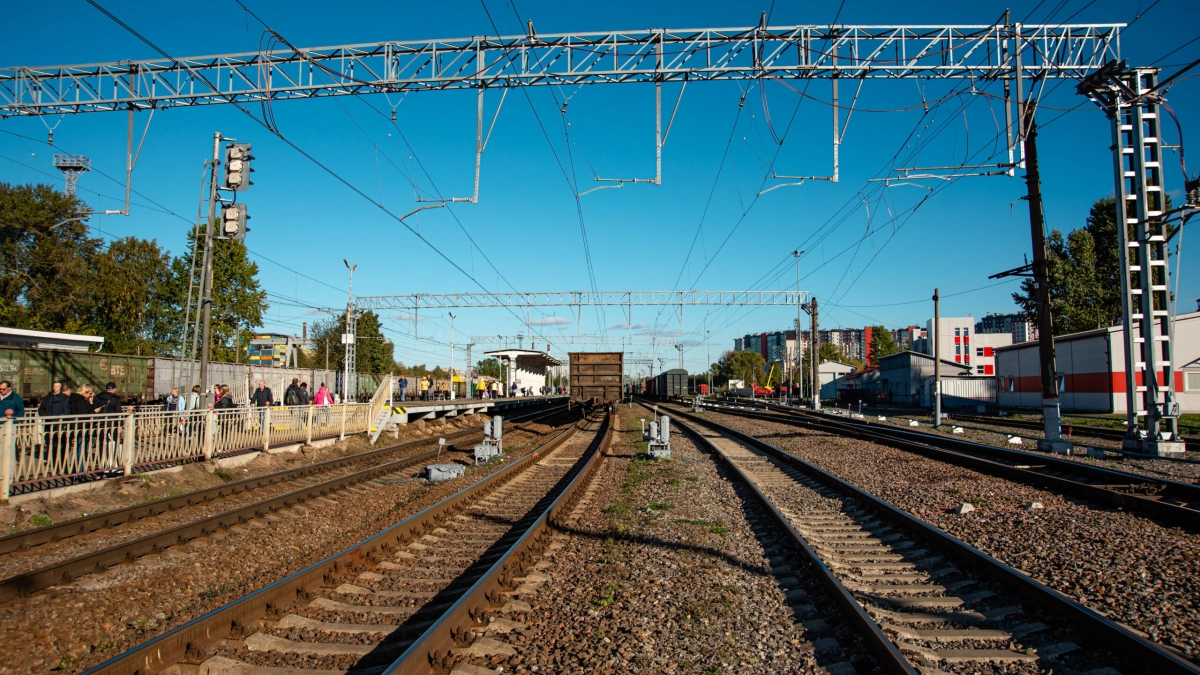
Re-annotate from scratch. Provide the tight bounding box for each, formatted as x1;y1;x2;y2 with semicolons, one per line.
1185;371;1200;392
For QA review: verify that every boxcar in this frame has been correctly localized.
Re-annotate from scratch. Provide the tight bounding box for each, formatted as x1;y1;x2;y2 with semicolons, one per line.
0;346;154;403
647;368;687;399
569;352;624;405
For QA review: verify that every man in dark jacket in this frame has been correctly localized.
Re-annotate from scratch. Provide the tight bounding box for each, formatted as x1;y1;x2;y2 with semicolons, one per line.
38;381;69;416
0;380;25;418
250;380;273;429
284;378;301;406
93;382;123;415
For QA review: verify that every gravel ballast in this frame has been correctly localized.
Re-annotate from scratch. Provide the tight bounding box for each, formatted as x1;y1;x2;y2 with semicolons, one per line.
692;406;1200;663
474;412;878;675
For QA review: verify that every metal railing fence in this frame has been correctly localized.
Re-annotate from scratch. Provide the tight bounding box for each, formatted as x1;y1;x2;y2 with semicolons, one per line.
0;402;373;498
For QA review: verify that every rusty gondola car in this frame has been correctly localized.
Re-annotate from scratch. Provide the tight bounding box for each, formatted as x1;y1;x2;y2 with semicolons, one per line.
568;352;624;405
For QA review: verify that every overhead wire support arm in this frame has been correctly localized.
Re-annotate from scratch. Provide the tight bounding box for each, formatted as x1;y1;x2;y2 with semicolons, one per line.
0;24;1124;116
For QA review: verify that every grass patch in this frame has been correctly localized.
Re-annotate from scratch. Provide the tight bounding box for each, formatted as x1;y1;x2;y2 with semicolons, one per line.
677;518;728;535
29;514;52;527
592;583;620;607
212;469;232;479
967;497;987;508
947;487;963;495
648;502;674;511
667;478;681;486
603;500;632;516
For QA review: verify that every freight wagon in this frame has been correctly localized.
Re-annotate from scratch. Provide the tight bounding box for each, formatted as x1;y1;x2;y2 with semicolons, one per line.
0;345;384;405
568;352;624;405
645;368;688;400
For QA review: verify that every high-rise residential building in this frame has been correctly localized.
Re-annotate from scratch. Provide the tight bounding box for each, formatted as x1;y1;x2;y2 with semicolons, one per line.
976;312;1036;343
734;330;797;368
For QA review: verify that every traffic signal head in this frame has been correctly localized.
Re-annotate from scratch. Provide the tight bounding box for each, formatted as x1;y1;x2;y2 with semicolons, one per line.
223;143;254;191
220;203;249;240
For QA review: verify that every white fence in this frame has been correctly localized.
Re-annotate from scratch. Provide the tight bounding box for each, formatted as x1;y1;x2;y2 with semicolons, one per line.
0;403;373;498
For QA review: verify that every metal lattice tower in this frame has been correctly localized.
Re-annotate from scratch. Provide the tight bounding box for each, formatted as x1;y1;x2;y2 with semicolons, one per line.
1079;65;1180;453
52;154;90;196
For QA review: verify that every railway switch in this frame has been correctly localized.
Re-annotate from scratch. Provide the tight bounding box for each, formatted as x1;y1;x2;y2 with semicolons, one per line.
475;415;504;464
647;415;671;459
425;464;465;482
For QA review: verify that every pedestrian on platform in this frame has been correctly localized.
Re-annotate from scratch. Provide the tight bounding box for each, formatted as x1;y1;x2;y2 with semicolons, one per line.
38;381;69;417
215;384;235;409
284;378;301;406
93;382;122;415
0;380;25;418
299;382;311;405
510;382;517;398
250;380;274;429
398;376;408;402
476;378;487;399
419;376;430;401
314;383;332;426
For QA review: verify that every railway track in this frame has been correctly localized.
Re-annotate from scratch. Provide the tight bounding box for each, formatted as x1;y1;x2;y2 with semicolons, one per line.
650;402;1199;674
0;404;573;603
701;400;1200;530
81;408;611;675
949;413;1200;459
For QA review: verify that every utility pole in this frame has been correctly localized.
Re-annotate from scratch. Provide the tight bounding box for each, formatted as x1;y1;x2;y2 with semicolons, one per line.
811;297;820;411
933;288;941;428
448;312;456;400
1023;109;1073;453
794;250;804;406
198;132;221;407
343;260;358;403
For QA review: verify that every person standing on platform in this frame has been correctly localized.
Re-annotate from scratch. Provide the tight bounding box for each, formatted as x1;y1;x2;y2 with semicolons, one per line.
0;380;25;418
476;378;487;399
398;376;408;402
250;380;274;429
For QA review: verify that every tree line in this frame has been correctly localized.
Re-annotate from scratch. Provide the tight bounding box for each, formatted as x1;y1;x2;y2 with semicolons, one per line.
0;182;267;359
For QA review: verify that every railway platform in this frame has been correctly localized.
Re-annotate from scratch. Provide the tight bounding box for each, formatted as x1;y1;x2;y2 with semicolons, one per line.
381;395;568;426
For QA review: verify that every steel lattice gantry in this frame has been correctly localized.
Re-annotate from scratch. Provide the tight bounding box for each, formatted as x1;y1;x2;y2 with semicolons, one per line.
358;290;804;310
1078;66;1182;453
0;23;1122;115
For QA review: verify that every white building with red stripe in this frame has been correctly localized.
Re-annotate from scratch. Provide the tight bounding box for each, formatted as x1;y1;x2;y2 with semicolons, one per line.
994;311;1200;413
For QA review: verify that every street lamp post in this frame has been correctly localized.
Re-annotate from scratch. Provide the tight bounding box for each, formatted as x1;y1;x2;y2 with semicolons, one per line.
706;329;712;394
343;259;357;403
448;312;456;400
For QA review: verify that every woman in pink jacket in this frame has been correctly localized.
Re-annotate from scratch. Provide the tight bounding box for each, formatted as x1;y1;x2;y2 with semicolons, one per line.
313;383;333;426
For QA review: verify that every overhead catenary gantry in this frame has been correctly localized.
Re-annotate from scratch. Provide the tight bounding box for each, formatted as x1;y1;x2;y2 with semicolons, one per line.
0;23;1122;115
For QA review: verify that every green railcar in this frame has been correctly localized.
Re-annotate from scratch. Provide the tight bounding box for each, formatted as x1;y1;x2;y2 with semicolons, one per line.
0;346;154;404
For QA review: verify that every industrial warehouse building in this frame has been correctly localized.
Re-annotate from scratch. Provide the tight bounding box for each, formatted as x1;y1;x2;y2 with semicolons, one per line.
994;311;1200;413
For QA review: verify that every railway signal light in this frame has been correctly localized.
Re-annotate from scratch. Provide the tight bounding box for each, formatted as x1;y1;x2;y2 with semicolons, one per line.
219;203;249;240
223;143;254;191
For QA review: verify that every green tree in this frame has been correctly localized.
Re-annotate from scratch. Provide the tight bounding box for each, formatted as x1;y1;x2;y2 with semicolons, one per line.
717;349;767;385
294;312;393;373
868;326;899;366
89;237;173;355
0;183;99;331
476;358;502;378
164;229;267;360
1011;196;1177;336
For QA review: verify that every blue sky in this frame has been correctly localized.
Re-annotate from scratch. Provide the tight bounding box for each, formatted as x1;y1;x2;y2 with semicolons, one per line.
2;0;1198;373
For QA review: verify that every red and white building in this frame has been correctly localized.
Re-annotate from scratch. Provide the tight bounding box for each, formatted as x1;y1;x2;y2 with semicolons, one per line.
995;311;1200;413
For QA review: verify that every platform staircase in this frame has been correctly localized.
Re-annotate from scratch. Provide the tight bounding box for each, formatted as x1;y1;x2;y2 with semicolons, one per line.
367;375;394;444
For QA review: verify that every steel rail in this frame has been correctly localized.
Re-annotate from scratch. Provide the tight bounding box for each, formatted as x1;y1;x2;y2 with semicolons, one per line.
636;401;913;675
711;400;1200;530
388;411;612;674
0;403;568;555
81;411;597;675
0;405;577;604
948;413;1200;458
660;402;1200;675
